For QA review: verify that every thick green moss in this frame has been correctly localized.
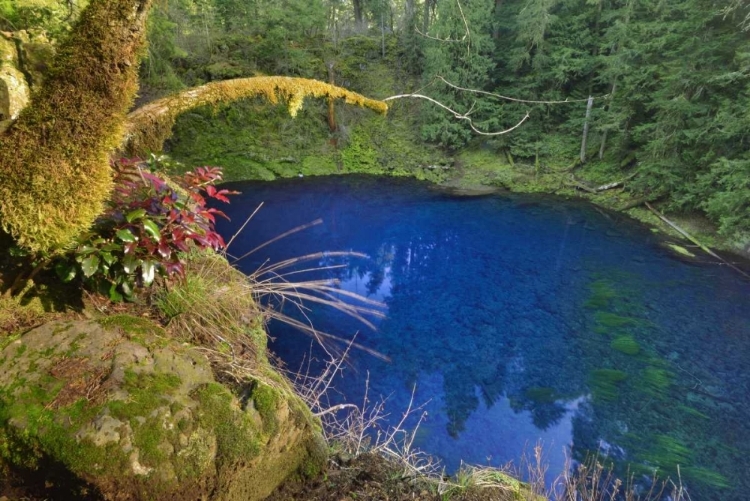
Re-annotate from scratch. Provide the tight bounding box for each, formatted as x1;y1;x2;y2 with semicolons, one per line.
640;367;674;396
193;382;261;466
98;314;168;348
250;381;280;436
0;0;152;253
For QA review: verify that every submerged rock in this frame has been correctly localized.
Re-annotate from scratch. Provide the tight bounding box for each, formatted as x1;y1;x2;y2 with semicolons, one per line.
0;319;325;500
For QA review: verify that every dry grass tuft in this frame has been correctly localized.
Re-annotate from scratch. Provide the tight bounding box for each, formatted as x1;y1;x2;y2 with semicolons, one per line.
153;250;268;383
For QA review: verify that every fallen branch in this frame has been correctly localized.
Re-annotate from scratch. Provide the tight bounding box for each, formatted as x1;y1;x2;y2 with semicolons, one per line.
594;172;638;192
619;195;661;211
645;203;750;279
566;176;597;193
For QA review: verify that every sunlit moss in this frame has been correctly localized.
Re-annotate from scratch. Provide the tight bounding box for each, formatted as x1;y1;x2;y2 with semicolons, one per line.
682;466;730;488
640;434;692;470
124;76;389;156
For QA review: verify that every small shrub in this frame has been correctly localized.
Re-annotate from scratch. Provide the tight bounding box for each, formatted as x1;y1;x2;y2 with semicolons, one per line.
55;158;237;301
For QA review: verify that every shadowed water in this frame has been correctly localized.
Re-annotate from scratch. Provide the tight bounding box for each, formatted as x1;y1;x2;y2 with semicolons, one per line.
218;175;750;499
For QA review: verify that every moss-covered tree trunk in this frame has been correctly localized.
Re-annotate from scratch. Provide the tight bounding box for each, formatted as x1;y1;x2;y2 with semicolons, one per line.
0;0;152;254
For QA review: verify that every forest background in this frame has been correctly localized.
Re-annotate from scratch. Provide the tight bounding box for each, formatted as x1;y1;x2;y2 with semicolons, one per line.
2;0;749;246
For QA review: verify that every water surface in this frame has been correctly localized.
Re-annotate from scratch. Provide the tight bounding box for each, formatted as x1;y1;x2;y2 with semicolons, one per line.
218;175;750;499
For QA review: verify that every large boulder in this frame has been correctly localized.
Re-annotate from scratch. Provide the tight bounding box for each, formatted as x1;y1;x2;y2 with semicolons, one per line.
0;317;326;500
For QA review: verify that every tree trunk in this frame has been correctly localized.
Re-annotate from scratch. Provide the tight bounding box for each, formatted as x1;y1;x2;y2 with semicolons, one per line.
598;82;617;159
0;0;153;253
353;0;365;30
580;95;594;163
423;0;434;34
493;0;505;39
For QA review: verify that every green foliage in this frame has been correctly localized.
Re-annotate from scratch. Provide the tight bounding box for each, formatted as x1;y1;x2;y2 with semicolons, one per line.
54;160;236;301
420;0;498;149
0;0;89;38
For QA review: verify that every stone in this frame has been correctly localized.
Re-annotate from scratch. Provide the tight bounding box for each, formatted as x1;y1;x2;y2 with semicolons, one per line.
0;36;30;126
0;319;326;501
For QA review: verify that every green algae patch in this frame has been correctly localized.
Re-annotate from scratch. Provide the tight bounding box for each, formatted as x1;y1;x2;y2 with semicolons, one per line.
640;367;674;396
611;336;640;356
585;279;617;309
590;369;628;402
594;312;637;328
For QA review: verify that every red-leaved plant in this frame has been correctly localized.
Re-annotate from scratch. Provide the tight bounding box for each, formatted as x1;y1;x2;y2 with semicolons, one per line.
55;158;238;300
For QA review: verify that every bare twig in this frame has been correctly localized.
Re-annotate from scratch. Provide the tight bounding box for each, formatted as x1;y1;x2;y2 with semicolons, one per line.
415;0;470;46
383;93;531;136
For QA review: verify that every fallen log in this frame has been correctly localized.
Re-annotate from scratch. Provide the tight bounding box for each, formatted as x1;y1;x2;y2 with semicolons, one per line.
646;203;750;279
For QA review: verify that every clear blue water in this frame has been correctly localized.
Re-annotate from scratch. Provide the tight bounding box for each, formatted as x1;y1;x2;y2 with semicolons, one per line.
218;175;750;499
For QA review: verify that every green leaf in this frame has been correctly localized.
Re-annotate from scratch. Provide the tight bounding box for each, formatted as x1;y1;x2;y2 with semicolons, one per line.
109;283;124;302
81;255;101;278
100;252;115;265
142;219;161;240
122;255;140;274
77;244;97;255
116;229;137;242
120;280;134;298
55;261;77;282
141;261;156;286
125;208;147;223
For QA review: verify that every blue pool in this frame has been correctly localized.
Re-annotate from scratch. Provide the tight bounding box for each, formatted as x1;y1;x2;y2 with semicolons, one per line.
218;175;750;499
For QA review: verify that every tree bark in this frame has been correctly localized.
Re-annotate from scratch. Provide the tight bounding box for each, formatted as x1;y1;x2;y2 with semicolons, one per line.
493;0;505;39
579;95;594;163
353;0;365;30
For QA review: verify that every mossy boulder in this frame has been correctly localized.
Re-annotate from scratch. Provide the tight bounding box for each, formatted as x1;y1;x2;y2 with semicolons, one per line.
0;319;326;500
0;36;30;130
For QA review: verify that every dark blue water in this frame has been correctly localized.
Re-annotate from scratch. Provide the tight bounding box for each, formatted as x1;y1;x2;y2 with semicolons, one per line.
218;175;750;499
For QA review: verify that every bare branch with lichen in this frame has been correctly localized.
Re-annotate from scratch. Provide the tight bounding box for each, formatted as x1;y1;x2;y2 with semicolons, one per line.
384;93;531;136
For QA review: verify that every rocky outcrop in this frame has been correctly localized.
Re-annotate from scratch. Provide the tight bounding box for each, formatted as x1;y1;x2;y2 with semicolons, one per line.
0;35;30;131
0;317;326;500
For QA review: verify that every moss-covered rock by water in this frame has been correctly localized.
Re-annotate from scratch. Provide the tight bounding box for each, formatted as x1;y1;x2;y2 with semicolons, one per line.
0;319;326;500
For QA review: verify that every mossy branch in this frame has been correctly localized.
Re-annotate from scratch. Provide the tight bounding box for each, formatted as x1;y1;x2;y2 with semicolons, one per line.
123;77;389;156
